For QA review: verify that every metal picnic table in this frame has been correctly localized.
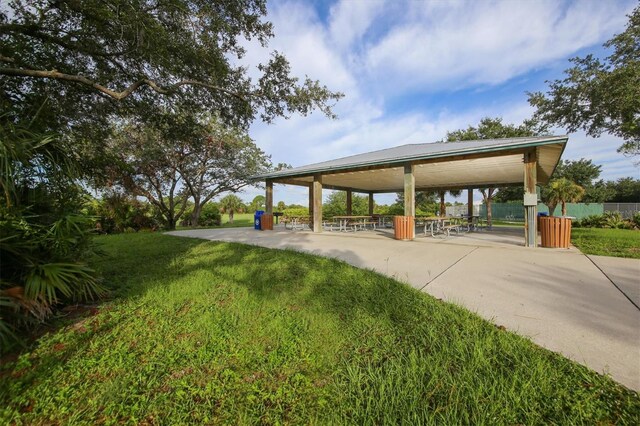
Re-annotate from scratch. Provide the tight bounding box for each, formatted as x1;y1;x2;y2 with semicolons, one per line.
330;215;376;232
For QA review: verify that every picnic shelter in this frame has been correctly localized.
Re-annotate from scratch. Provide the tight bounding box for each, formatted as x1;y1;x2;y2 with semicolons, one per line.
253;136;568;247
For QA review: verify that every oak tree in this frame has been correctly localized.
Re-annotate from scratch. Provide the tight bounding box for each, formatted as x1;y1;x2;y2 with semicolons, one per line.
529;6;640;157
0;0;343;135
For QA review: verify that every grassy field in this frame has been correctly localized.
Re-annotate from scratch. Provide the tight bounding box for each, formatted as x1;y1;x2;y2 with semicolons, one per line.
571;228;640;259
220;213;254;228
1;233;638;424
176;213;254;231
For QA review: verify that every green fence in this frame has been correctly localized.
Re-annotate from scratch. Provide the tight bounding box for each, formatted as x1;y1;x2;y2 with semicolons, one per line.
479;203;604;221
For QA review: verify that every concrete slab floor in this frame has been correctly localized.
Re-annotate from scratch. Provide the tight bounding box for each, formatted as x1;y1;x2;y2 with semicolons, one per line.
167;227;640;391
587;254;640;309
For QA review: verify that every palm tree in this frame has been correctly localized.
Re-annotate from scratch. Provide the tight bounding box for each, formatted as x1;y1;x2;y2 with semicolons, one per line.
219;194;245;223
544;178;585;216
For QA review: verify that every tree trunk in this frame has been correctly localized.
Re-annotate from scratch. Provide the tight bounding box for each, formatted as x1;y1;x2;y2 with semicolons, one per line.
561;201;567;217
229;210;234;223
191;201;202;227
546;203;557;216
166;216;176;231
482;187;494;229
439;191;446;216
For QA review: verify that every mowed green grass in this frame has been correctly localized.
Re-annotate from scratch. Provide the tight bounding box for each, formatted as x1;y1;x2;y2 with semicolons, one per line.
572;228;640;259
220;213;254;228
1;233;638;424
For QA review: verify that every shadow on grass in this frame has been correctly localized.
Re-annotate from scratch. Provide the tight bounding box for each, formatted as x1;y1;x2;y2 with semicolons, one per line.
3;232;638;425
96;232;435;334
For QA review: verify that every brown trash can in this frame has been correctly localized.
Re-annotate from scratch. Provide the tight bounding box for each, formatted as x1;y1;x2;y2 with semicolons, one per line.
539;216;572;248
393;216;415;240
260;214;273;231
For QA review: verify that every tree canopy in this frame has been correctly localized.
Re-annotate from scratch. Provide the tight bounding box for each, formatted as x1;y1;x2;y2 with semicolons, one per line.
528;6;640;156
553;159;602;188
0;0;343;134
323;191;369;217
105;120;191;230
103;113;270;229
445;117;548;142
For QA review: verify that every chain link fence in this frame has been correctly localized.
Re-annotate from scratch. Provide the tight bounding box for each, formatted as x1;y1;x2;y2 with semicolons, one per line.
603;203;640;218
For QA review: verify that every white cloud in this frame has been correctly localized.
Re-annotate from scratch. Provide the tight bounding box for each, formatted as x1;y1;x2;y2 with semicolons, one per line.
328;0;386;51
235;0;638;206
365;0;633;93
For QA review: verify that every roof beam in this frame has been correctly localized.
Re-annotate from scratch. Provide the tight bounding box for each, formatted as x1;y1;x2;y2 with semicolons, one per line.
369;181;526;194
270;177;370;193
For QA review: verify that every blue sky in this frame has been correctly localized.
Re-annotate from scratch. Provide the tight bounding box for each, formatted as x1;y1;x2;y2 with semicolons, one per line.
236;0;638;206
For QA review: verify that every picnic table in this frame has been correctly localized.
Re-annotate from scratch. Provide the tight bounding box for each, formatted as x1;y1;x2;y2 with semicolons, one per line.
458;214;483;232
283;215;310;231
330;215;377;232
419;216;461;237
371;214;395;228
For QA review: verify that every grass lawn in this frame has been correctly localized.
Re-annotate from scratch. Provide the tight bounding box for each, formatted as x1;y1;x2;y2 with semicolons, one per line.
1;233;638;424
220;213;254;228
571;228;640;259
176;213;254;231
489;219;524;227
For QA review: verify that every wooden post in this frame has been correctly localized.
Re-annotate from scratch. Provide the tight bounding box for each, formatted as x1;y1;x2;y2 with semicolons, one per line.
368;192;374;215
308;184;313;230
265;180;273;214
524;150;538;247
346;189;352;216
467;188;473;217
403;164;415;240
313;174;323;233
404;164;415;217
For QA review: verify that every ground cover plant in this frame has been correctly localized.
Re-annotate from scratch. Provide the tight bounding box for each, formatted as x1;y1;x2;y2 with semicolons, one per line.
571;228;640;259
1;233;638;424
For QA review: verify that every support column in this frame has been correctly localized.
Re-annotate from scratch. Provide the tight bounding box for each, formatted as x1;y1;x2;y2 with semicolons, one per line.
313;174;323;233
404;164;415;217
368;192;374;215
467;188;473;217
524;151;538;247
265;180;273;214
308;184;313;229
346;189;352;216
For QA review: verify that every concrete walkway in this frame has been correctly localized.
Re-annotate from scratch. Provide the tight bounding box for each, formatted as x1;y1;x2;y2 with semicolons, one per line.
167;227;640;391
588;254;640;309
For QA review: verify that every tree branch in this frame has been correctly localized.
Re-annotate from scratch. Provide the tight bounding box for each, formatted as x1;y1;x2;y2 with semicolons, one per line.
0;67;249;102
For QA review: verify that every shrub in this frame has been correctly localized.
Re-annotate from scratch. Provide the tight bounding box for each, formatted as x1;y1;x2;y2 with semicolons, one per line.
283;207;309;217
88;192;157;233
179;205;195;227
1;213;105;352
179;203;221;227
575;212;637;229
199;203;221;226
0;119;105;349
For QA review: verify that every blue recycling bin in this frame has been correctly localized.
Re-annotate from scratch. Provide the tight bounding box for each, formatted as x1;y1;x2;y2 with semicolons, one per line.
537;211;549;229
254;210;265;230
